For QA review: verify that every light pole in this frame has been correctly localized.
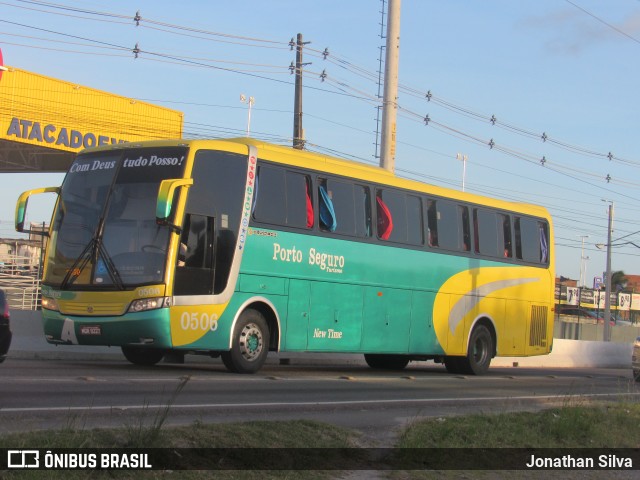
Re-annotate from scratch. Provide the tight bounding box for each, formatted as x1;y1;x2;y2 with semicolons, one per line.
578;235;589;288
456;153;468;192
240;94;255;137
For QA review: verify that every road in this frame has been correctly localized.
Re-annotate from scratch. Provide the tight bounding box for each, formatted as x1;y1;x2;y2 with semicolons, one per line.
1;356;638;445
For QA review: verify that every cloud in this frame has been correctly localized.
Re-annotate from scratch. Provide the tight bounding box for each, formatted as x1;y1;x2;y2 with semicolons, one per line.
522;7;640;55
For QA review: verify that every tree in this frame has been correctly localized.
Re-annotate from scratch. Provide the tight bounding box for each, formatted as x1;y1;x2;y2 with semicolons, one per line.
611;270;628;291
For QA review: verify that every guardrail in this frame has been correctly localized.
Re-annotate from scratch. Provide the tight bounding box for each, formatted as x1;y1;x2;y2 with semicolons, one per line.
0;279;41;310
0;255;42;310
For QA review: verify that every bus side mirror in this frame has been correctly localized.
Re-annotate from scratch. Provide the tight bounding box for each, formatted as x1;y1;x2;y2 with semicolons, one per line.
156;178;193;231
15;187;60;234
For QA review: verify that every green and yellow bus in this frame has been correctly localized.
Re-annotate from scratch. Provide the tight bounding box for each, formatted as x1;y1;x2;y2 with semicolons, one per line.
16;138;554;374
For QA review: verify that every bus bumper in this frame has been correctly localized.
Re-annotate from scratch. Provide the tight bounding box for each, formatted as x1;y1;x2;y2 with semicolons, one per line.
42;308;172;348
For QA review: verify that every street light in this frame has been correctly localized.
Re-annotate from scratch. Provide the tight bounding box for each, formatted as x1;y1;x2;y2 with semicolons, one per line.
578;235;589;288
240;94;255;137
456;153;468;192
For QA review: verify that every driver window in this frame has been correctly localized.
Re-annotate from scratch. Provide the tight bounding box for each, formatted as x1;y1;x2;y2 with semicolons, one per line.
174;214;215;295
180;215;212;268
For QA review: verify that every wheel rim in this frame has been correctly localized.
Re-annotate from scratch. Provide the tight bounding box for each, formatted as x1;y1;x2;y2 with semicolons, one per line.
239;323;263;361
472;334;489;365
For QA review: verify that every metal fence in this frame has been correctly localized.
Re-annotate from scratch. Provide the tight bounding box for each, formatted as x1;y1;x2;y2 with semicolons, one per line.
0;255;41;310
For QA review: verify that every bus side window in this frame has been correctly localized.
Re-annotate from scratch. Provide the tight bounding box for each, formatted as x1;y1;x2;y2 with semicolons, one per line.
459;205;471;252
318;179;337;232
407;195;423;245
514;216;548;264
376;192;393;240
515;217;523;260
474;208;499;257
473;209;480;254
355;185;371;238
252;165;286;225
501;214;512;258
539;221;549;263
252;165;312;230
287;171;313;229
305;177;314;228
434;200;458;250
427;200;438;247
376;188;415;243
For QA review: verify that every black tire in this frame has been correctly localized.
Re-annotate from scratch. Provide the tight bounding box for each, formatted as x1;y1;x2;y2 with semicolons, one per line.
221;309;269;374
121;346;164;366
458;324;494;375
364;354;410;370
634;370;640;383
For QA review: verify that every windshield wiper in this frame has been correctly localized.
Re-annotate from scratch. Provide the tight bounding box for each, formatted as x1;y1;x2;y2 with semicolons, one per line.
60;216;124;291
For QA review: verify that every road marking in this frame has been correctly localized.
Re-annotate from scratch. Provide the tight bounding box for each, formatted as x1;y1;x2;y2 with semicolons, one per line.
1;392;638;414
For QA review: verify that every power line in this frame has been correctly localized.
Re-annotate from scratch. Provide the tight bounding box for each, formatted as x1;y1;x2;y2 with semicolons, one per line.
8;1;638;173
565;0;640;46
394;104;640;202
3;3;639;244
6;14;638;207
9;0;286;46
308;32;640;169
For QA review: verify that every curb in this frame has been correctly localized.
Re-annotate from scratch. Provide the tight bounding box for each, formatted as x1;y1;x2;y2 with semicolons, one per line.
8;311;634;369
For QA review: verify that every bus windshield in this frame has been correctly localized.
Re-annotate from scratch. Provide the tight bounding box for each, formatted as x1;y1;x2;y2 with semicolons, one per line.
45;147;188;289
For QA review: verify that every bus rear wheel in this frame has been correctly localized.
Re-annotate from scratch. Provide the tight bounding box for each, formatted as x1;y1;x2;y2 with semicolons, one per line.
121;346;164;366
461;325;494;375
221;309;269;374
364;354;410;370
444;325;494;375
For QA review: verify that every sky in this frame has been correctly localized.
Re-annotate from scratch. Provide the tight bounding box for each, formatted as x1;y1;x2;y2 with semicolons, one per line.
1;0;639;286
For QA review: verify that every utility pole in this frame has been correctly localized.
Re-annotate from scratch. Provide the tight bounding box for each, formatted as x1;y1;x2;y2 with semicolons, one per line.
292;33;309;150
380;0;401;172
373;0;387;160
603;201;614;342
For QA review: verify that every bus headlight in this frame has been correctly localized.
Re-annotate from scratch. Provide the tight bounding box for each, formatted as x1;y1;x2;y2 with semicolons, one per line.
128;297;172;313
41;297;60;312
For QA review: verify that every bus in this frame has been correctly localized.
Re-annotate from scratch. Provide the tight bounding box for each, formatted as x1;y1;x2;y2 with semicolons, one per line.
16;138;554;374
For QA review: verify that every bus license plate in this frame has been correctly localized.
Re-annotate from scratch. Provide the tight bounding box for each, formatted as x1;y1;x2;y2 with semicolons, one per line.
80;325;101;336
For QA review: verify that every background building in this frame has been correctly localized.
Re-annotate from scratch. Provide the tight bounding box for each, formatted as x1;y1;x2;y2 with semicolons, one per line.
0;63;183;308
0;65;183;173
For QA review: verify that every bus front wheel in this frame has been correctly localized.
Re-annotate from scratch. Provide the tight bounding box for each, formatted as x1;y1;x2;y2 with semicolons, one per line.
121;346;164;366
221;309;269;374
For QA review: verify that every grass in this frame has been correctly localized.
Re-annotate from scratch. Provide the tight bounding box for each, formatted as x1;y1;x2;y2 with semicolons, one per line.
124;375;190;448
397;402;640;448
2;397;639;479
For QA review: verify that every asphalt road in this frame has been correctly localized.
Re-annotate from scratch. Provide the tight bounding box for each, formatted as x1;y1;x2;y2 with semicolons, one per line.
1;356;638;445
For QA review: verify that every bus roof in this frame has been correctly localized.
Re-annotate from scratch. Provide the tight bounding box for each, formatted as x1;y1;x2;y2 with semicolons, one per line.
78;137;551;220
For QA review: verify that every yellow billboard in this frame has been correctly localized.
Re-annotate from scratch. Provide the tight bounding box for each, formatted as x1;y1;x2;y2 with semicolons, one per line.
0;67;183;153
